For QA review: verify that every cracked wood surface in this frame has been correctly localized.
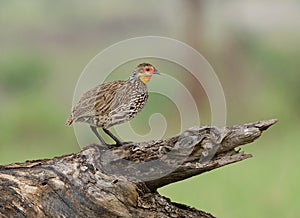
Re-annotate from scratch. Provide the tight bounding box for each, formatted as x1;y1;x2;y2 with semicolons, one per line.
0;119;277;218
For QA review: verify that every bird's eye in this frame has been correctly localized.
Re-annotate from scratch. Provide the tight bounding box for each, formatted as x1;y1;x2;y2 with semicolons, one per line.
144;67;153;72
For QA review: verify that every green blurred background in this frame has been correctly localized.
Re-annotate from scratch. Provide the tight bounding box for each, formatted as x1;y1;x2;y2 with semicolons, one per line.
0;1;299;217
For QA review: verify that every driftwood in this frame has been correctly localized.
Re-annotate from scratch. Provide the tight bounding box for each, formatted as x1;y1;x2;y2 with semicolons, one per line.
0;119;277;218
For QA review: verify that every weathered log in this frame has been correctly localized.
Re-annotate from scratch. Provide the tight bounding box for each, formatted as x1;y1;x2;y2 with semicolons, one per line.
0;119;277;218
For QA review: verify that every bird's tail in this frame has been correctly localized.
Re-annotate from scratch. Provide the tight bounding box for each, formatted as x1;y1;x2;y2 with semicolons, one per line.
65;115;74;126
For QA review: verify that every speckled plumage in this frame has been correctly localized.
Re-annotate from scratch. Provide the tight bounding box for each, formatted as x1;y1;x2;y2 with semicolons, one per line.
66;63;159;146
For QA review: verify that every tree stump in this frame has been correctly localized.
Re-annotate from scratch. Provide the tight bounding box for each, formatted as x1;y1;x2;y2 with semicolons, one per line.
0;119;277;218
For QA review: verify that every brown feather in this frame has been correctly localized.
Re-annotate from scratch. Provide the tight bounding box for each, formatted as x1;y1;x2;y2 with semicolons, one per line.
66;63;157;129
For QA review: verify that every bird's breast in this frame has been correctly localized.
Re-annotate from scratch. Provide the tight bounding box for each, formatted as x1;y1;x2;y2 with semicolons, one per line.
131;92;148;111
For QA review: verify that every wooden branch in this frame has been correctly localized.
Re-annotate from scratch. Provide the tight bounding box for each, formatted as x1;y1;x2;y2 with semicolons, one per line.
0;119;277;218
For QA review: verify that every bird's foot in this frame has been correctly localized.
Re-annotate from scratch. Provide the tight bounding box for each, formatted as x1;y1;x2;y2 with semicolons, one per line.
96;143;119;150
115;141;133;147
95;142;110;149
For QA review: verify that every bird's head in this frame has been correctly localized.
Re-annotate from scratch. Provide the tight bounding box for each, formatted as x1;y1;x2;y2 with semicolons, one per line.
133;63;159;83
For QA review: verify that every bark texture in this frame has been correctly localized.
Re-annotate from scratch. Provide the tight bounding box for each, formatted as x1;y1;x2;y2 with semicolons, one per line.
0;119;277;218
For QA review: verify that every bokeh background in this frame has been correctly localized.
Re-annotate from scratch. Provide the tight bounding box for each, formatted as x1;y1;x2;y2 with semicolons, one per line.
0;1;299;217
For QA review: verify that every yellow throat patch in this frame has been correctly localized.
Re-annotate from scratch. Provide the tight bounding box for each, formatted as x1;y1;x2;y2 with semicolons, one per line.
139;75;152;83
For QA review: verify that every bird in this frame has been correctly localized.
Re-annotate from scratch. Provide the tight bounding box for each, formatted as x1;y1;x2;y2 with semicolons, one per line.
65;63;159;146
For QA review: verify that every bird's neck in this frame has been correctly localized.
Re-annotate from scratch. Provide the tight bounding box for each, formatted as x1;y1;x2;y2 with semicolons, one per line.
129;75;151;85
139;75;152;84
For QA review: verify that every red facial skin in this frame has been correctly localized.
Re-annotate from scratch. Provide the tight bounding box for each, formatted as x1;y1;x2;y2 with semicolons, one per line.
143;66;154;73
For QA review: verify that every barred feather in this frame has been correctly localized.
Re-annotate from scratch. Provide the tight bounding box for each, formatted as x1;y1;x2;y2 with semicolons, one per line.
66;63;157;129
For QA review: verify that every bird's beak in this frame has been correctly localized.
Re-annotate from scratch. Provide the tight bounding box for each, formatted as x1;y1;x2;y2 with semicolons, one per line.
153;70;160;75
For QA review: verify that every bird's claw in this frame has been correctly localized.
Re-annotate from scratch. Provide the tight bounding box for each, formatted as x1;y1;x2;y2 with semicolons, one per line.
115;141;133;147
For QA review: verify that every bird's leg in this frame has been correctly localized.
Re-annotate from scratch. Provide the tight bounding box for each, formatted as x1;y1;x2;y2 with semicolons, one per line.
102;128;123;146
90;126;107;145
